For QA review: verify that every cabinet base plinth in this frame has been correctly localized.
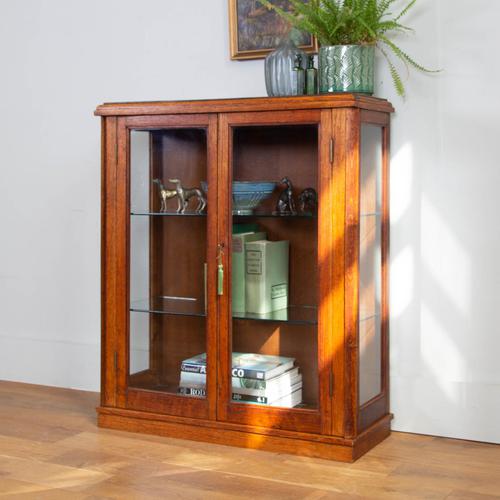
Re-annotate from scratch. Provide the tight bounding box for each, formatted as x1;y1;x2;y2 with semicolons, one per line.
97;407;391;462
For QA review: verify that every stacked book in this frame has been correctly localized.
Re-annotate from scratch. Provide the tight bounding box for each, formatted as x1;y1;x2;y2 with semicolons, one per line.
232;224;289;315
179;352;302;408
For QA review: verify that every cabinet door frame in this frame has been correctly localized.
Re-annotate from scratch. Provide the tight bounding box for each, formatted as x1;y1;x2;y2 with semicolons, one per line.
216;109;334;435
357;111;391;433
102;113;218;421
343;110;391;438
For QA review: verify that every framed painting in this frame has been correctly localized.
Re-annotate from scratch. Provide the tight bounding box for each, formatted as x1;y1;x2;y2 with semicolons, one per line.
229;0;318;60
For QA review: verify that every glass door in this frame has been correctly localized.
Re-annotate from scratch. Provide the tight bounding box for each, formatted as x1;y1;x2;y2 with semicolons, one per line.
125;115;217;419
217;111;333;434
357;118;390;432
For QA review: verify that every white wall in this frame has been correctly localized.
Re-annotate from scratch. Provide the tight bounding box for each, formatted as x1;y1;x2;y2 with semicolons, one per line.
387;0;500;444
0;0;498;444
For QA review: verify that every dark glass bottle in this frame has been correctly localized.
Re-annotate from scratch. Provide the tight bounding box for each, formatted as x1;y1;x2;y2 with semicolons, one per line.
306;55;318;95
291;54;305;95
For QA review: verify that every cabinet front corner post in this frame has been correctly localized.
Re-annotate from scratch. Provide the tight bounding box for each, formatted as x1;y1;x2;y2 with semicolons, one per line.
207;114;220;421
101;116;119;408
216;113;232;421
343;108;361;439
114;117;130;409
329;108;350;437
318;109;335;435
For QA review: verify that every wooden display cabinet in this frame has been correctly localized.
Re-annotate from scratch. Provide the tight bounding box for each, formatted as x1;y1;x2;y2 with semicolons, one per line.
95;95;393;462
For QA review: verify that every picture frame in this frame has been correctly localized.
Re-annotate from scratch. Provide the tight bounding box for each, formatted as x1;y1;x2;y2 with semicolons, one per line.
229;0;318;60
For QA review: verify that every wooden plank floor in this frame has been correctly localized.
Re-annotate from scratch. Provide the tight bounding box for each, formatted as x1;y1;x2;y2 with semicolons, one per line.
0;381;498;499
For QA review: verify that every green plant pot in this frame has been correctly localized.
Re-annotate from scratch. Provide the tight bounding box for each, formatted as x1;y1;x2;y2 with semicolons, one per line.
319;45;375;94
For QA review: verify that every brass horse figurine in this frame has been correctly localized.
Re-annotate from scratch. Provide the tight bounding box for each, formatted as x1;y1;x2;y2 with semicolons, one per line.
153;178;177;212
168;179;207;213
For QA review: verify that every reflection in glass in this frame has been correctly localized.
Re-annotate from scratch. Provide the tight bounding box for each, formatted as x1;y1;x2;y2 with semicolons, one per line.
129;129;208;398
359;124;383;405
230;125;320;409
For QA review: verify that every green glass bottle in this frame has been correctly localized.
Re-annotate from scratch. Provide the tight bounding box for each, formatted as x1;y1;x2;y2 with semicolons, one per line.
306;55;318;95
291;54;305;96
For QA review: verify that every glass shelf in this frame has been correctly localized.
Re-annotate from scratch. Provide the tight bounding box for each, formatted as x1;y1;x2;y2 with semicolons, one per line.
131;297;317;325
361;212;381;217
131;211;316;218
360;312;380;323
130;297;206;317
233;305;318;325
233;212;316;219
131;211;207;217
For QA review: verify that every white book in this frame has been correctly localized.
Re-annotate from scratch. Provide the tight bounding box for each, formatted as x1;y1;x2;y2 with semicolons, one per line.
232;231;267;312
181;371;302;401
180;352;294;380
180;366;301;391
233;375;302;400
178;385;302;407
234;388;302;408
245;240;289;314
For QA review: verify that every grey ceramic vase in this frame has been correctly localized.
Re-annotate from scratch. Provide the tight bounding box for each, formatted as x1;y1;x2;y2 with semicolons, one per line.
265;33;306;96
319;45;375;94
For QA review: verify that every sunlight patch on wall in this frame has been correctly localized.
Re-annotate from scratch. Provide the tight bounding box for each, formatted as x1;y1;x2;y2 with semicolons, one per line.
390;246;414;318
421;194;471;313
421;304;465;390
390;142;413;223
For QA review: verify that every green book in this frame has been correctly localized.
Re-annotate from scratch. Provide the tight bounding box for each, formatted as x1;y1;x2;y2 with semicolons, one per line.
232;231;266;312
233;223;260;234
245;240;289;314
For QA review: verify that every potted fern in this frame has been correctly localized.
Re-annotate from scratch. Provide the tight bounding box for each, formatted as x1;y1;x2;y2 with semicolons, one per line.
258;0;435;97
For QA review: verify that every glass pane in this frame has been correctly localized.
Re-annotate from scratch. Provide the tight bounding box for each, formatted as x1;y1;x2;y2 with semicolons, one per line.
359;124;383;405
129;129;208;398
230;125;319;410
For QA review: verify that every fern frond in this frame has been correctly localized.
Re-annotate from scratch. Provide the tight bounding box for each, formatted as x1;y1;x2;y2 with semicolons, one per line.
395;0;417;21
379;34;440;73
378;45;405;97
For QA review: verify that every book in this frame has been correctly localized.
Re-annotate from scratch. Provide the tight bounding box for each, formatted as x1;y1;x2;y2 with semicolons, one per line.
232;381;302;404
180;367;301;397
179;384;302;408
233;223;260;234
234;388;302;408
180;352;207;374
180;352;294;380
232;231;266;312
178;386;206;397
231;353;294;380
245;240;289;314
233;372;302;399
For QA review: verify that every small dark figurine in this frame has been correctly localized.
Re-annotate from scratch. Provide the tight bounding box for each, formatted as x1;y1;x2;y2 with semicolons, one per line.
168;178;207;213
298;188;318;214
275;177;297;215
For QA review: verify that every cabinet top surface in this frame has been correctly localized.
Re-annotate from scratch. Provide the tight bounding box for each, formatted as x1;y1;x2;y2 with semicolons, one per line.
94;94;394;116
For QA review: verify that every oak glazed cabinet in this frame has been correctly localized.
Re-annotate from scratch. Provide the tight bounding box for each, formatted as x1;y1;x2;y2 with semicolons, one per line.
96;95;393;462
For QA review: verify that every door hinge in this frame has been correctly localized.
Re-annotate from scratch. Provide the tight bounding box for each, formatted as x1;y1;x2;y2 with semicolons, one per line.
114;351;118;373
329;370;334;398
329;137;335;164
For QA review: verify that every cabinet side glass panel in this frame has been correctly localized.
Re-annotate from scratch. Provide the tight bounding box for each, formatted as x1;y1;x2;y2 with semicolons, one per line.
359;124;383;405
129;129;208;398
230;125;319;410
